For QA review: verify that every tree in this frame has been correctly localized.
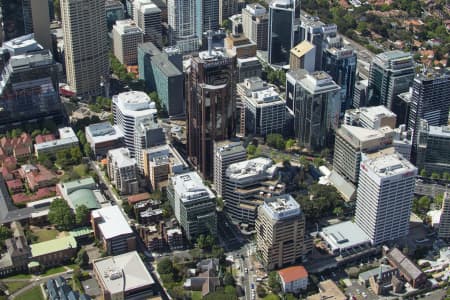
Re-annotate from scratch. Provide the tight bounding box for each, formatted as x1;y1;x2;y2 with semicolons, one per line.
417;196;431;212
222;19;232;32
268;271;281;293
299;156;310;171
442;172;450;181
266;133;285;150
157;257;174;274
122;201;135;219
75;205;90;226
420;169;428;177
431;172;440;180
285;139;296;150
320;148;330;159
223;272;235;286
48;198;75;230
224;285;237;295
74;248;88;267
0;226;12;244
257;284;267;298
285;294;297;300
247;144;257;156
333;207;344;218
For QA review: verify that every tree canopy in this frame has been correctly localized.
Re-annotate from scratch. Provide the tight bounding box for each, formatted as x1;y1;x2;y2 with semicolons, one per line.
48;198;75;230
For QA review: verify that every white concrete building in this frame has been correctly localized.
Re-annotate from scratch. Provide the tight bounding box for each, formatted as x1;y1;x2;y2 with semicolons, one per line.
112;91;164;172
355;150;417;245
278;266;308;293
344;105;397;129
112;19;143;65
107;148;139;195
167;172;217;240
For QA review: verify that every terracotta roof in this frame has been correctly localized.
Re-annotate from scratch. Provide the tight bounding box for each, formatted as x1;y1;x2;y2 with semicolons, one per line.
278;266;308;283
35;134;56;144
128;192;151;204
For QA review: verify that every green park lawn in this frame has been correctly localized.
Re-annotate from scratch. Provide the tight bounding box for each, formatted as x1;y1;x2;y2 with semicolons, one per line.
3;273;31;280
5;281;29;293
42;266;67;276
31;228;60;243
15;286;44;300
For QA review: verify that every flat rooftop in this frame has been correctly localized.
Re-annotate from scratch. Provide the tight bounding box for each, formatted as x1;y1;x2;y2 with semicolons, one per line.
320;221;370;252
290;40;315;57
262;194;301;220
108;148;136;168
226;157;274;181
114;19;142;35
171;172;214;202
359;105;396;121
429;125;450;138
31;236;77;257
86;122;124;144
362;151;417;178
91;206;133;239
94;251;154;294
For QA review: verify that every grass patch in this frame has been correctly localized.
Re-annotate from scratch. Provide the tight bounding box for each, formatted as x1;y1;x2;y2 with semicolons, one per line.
42;266;66;276
15;285;44;300
5;281;29;293
31;228;60;243
66;264;79;270
3;273;31;280
73;164;89;178
191;291;202;300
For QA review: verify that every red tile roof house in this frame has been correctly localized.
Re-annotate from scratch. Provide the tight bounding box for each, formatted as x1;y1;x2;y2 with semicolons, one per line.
6;179;24;193
278;266;309;294
0;133;33;161
19;164;58;192
2;156;17;171
34;134;56;144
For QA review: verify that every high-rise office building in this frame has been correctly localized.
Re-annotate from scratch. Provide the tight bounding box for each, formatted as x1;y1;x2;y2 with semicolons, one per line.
242;3;268;50
0;41;64;131
61;0;109;97
106;0;126;30
224;157;284;227
368;50;415;109
343;105;397;130
293;71;341;150
213;140;247;197
112;91;165;172
237;57;263;83
289;41;315;72
168;171;217;241
353;79;369;108
113;19;144;65
201;0;220;32
322;36;357;113
333;125;395;185
137;43;185;116
355;150;417;245
167;0;199;53
237;77;286;136
134;0;162;47
2;0;51;50
286;69;307;113
416;120;450;174
438;193;450;240
219;0;245;25
268;0;295;65
186;44;236;179
256;194;305;270
408;71;450;158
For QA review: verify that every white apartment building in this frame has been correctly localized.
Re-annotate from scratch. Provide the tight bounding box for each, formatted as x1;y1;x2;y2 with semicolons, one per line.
112;19;143;65
107;148;139;195
344;105;397;129
355;149;417;245
213;140;247;197
112;91;164;172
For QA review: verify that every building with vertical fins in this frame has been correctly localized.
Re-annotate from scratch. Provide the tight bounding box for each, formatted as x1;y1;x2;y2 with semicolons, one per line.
355;149;417;245
293;71;341;150
134;0;162;47
408;70;450;159
167;0;199;53
268;0;296;66
438;193;450;240
61;0;109;97
368;50;414;110
186;35;236;179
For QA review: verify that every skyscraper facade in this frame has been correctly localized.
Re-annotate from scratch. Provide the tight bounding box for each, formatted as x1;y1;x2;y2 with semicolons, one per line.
256;194;306;270
186;47;236;179
112;19;144;65
61;0;109;97
134;0;162;47
355;150;417;245
202;0;220;31
408;71;450;158
268;0;295;65
168;0;199;52
322;37;357;113
293;71;341;150
0;49;64;131
241;3;268;50
368;50;414;109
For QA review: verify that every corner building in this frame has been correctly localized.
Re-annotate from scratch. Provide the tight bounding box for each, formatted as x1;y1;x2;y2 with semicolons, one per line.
187;49;236;179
